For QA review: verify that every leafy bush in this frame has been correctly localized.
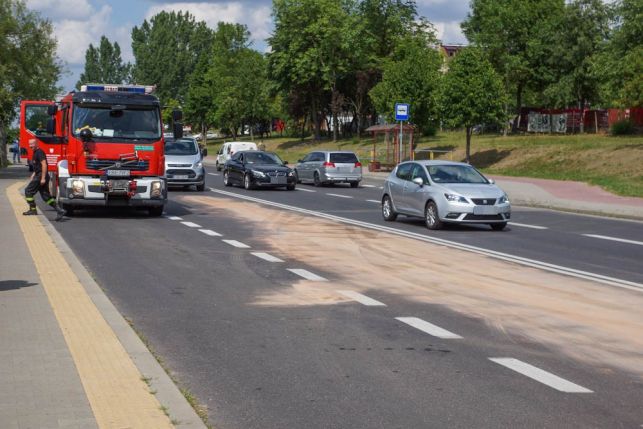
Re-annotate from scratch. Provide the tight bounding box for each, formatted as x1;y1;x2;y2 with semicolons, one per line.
610;119;634;135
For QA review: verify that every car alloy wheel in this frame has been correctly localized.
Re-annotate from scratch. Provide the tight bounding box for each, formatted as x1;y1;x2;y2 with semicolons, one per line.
425;201;443;230
223;170;231;186
313;172;321;187
244;173;253;190
382;196;397;221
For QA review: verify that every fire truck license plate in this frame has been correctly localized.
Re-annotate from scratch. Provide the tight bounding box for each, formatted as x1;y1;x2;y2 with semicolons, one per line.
107;169;130;177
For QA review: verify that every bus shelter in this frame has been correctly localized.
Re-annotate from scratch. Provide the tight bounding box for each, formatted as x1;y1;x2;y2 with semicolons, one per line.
364;124;415;171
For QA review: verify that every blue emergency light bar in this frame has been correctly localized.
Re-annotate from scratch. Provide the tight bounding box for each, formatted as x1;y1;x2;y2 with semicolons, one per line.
80;84;155;94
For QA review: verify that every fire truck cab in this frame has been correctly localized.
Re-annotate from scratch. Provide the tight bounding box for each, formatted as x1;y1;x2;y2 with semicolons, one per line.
20;84;181;216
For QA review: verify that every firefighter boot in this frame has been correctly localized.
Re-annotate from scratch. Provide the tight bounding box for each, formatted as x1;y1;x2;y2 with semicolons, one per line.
23;198;37;215
47;199;66;221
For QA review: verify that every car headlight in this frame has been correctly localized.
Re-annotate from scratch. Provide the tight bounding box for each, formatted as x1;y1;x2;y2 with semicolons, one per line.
194;161;203;169
151;180;163;197
444;193;468;203
71;179;85;196
252;170;266;178
498;193;510;204
287;171;294;177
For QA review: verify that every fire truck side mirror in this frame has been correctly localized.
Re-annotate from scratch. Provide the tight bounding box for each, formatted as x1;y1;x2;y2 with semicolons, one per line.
47;105;58;116
172;109;183;122
46;118;56;135
79;128;93;142
173;122;183;139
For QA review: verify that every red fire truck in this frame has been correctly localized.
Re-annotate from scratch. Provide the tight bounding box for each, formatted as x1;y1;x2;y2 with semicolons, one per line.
20;83;182;216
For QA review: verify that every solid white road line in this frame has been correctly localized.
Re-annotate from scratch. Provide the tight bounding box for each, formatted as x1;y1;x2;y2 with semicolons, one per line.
167;216;183;221
251;252;284;263
199;229;222;237
296;188;316;193
508;222;548;230
395;317;462;339
208;172;220;176
489;358;593;393
338;290;386;306
209;189;643;292
366;199;380;203
287;269;327;281
362;184;376;188
222;239;250;248
327;193;353;199
583;234;643;247
181;221;202;228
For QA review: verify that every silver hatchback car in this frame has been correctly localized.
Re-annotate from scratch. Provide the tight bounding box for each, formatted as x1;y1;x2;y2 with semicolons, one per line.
382;161;511;230
294;150;362;187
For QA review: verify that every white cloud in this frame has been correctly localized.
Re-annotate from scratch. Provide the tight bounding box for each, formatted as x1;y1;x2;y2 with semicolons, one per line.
52;4;113;65
433;21;467;45
145;2;272;48
26;0;93;20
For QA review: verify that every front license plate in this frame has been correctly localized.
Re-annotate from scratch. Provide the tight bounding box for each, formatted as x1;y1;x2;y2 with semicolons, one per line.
270;177;287;184
174;175;189;180
107;169;130;177
473;205;498;215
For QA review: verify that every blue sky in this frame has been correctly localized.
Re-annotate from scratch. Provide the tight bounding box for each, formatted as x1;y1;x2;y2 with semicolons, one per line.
26;0;471;92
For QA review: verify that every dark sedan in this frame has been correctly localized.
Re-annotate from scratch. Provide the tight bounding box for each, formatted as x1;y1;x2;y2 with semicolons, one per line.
223;150;296;190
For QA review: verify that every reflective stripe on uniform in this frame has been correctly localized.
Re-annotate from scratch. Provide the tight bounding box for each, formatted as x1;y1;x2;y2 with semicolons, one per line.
46;198;55;205
26;197;34;202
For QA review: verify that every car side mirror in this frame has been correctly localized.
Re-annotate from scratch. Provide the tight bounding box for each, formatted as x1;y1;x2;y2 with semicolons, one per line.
412;177;424;187
283;160;289;165
488;178;495;184
46;118;56;134
201;148;208;157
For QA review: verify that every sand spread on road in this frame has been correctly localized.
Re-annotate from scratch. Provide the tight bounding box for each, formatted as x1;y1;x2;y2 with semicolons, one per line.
183;195;643;379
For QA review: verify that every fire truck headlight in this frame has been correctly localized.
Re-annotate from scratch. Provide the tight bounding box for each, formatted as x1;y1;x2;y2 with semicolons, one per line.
71;180;85;196
150;181;163;197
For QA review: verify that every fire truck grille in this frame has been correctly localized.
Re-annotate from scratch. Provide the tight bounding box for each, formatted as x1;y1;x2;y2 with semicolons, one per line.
86;159;150;171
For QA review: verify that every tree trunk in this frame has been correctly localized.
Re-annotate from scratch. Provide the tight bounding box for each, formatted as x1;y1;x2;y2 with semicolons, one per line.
512;83;523;133
465;126;472;164
311;97;320;141
0;121;8;168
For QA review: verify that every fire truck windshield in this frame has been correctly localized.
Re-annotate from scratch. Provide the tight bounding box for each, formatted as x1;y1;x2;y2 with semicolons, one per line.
72;105;161;141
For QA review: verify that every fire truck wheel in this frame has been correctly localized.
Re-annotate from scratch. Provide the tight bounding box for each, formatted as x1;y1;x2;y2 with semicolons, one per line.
149;206;164;217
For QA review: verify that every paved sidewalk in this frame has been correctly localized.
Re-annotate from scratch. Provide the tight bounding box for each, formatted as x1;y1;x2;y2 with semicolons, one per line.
360;168;643;221
0;165;205;429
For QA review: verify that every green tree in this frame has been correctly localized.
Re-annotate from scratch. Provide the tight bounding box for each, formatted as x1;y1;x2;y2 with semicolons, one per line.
543;0;610;116
131;10;213;104
438;47;506;163
0;0;61;167
597;0;642;107
76;36;130;88
369;32;442;135
268;0;362;140
462;0;564;130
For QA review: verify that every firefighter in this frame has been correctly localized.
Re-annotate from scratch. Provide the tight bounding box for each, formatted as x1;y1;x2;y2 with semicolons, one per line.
23;138;65;221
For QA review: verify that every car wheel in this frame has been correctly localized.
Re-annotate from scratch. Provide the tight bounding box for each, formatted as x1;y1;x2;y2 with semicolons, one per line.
490;222;507;231
424;201;443;230
62;204;74;216
382;195;397;221
149;206;164;217
223;170;232;187
294;170;301;183
196;183;205;192
244;173;254;190
286;183;296;191
216;162;221;171
313;172;322;187
349;181;359;188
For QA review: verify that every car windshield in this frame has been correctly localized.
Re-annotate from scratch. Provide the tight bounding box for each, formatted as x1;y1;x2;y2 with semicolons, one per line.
244;152;283;165
72;105;161;140
330;152;358;163
427;165;489;184
165;138;198;155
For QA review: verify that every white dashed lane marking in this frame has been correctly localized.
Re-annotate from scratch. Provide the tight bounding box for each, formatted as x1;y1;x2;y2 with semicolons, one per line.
361;184;376;188
208;172;220;176
296;188;316;193
338;290;386;306
489;358;593;393
395;317;463;339
222;239;250;248
366;199;380;203
251;252;284;263
509;222;548;230
199;229;222;237
167;216;182;220
326;193;353;199
583;234;643;247
287;269;327;281
181;221;202;228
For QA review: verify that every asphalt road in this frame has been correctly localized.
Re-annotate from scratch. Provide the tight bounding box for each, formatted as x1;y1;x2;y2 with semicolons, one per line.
44;172;643;428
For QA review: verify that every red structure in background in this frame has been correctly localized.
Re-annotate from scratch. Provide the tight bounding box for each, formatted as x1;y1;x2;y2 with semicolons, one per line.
364;123;415;171
518;107;643;133
608;108;643;128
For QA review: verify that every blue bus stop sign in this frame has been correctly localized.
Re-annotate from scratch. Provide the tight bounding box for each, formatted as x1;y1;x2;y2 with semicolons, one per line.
395;103;410;121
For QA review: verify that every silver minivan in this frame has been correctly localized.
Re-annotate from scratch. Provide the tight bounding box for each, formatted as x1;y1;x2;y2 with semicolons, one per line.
164;137;206;191
294;151;362;187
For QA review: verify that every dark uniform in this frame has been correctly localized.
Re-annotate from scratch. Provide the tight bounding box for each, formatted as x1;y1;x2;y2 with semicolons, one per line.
24;148;65;220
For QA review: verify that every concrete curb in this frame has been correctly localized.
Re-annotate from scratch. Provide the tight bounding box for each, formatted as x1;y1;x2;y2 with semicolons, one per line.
38;206;207;428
